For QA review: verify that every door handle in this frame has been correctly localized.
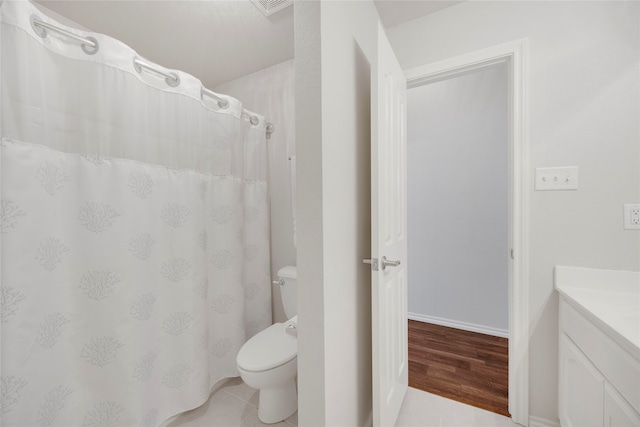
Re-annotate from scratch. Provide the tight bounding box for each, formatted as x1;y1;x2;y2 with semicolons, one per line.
380;256;401;270
363;256;401;271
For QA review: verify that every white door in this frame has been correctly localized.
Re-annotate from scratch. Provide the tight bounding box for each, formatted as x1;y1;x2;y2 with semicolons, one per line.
368;21;408;427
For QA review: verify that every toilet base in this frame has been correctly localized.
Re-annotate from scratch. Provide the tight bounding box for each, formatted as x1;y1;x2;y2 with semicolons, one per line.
257;378;297;424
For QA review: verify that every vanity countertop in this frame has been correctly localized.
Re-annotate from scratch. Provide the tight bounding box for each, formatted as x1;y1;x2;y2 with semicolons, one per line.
555;266;640;359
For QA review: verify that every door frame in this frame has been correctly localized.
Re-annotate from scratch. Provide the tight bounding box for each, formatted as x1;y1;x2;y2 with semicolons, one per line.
403;39;530;426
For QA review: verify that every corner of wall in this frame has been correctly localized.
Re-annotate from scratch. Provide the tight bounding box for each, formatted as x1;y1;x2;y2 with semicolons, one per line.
294;1;326;426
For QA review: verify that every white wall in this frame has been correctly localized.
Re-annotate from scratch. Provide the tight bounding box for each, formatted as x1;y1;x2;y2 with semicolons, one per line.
295;4;326;424
295;1;381;425
32;2;91;30
215;60;296;323
388;1;640;422
407;63;509;335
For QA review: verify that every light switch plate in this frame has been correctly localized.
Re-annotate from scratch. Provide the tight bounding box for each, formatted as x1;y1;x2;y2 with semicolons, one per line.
535;166;579;191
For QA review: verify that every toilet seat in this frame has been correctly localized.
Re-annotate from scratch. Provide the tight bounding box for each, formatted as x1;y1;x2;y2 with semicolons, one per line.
237;322;297;372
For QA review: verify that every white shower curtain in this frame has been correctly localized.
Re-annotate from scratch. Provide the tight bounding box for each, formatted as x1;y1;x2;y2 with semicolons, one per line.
0;2;271;426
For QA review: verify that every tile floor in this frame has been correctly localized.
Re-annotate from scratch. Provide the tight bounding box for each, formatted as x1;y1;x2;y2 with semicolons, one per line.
162;377;297;427
396;387;520;427
163;377;518;427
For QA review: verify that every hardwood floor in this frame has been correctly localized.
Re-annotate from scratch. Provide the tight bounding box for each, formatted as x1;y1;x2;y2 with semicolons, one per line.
408;320;509;417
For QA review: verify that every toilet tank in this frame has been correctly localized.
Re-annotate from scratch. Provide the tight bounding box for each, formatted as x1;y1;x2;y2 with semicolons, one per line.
278;266;297;319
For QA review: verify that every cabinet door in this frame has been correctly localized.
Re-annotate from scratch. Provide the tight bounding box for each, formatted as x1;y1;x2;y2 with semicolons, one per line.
605;383;640;427
559;333;604;427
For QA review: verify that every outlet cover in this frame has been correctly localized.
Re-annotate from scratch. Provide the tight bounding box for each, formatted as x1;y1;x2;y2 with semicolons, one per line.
624;204;640;230
535;166;579;191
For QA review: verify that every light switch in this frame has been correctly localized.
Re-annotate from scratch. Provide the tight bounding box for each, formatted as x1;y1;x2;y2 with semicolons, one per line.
535;166;579;191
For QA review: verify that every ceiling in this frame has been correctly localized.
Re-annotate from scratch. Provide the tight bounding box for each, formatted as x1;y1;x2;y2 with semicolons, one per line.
35;0;461;89
374;0;463;28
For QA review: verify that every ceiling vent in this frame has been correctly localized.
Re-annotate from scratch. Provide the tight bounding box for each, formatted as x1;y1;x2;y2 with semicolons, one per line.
251;0;292;16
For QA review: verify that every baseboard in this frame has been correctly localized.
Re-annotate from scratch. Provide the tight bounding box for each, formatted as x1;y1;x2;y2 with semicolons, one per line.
408;312;509;338
528;415;560;427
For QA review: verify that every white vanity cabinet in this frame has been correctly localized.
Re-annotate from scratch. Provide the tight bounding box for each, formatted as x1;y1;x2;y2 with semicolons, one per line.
559;333;640;427
605;384;640;427
559;333;604;427
555;267;640;427
558;297;640;427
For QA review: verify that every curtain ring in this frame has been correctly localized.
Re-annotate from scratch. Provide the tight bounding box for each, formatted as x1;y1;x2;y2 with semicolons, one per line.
81;37;99;55
165;73;180;88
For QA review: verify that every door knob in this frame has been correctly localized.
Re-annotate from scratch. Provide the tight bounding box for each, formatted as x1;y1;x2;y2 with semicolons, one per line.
380;256;401;270
364;257;401;271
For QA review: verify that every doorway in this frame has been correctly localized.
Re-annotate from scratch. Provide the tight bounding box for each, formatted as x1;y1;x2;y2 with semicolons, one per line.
402;39;530;425
406;61;510;415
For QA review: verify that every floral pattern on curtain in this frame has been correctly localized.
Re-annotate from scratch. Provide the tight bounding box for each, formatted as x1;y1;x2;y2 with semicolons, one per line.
0;2;271;426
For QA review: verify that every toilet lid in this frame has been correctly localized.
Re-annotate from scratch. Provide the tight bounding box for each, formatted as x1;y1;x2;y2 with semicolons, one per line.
237;322;297;372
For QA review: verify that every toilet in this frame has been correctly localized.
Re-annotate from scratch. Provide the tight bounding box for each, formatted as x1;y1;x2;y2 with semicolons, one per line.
237;266;297;424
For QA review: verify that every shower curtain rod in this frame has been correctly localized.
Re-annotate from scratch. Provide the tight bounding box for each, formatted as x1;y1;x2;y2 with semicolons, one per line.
30;16;275;138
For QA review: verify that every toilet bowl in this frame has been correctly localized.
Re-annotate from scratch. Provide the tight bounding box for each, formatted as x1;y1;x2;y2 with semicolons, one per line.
237;321;297;423
237;266;297;424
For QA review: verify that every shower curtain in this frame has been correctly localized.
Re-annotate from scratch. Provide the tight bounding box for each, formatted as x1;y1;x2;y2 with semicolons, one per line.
0;2;272;426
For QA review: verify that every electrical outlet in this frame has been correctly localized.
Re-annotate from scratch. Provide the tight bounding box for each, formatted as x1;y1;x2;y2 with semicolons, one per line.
535;166;579;191
623;204;640;230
